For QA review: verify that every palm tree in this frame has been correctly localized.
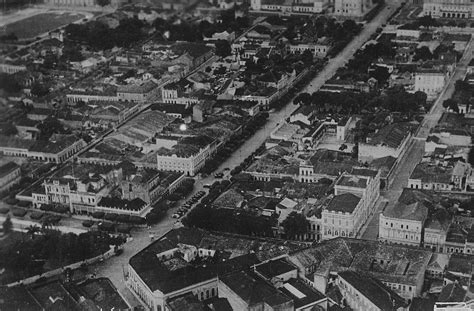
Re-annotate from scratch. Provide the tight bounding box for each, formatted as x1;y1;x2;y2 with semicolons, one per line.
26;225;40;239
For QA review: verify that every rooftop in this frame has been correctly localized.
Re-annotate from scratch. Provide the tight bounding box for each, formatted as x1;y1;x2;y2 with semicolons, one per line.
0;161;19;178
365;122;413;149
383;202;428;222
129;227;308;293
336;175;368;189
29;134;82;154
254;258;297;280
289;238;433;286
326;193;361;214
279;278;326;309
338;270;407;310
410;163;453;184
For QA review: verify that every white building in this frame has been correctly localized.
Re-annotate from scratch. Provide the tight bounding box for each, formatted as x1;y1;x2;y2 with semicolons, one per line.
414;70;447;98
379;201;428;246
333;0;375;19
156;136;217;176
250;0;328;13
423;0;473;19
322;168;380;240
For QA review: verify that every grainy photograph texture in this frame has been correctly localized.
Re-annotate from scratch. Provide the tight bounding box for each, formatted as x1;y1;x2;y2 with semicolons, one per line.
0;0;473;309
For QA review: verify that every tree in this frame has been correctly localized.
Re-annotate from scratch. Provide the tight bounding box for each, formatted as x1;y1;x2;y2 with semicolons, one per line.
413;46;433;61
215;40;232;58
3;214;13;234
339;143;348;151
301;49;314;65
443;99;459;113
0;73;21;94
1;122;18;136
96;0;110;7
281;212;309;240
293;93;312;106
371;66;390;84
30;82;49;97
26;225;40;239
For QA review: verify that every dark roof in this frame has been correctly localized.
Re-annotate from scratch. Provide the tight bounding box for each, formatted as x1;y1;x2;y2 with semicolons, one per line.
409;297;435;311
365;123;412;149
327;193;361;213
29;135;82;154
279;278;326;308
219;270;292;307
254;258;297;280
338;271;407;310
0;161;19;178
437;282;467;303
166;293;207;311
383;202;428;221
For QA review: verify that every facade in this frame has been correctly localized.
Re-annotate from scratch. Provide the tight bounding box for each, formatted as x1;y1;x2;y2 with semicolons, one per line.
117;81;159;103
250;0;329;13
322;169;380;240
414;71;447;98
0;63;27;74
288;42;330;58
156;136;217;176
423;0;474;18
44;0;122;8
333;0;375;18
379;202;428;246
0;162;21;193
358;123;413;163
338;271;408;311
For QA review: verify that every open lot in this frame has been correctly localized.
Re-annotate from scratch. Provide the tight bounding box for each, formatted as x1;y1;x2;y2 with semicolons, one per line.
3;12;85;39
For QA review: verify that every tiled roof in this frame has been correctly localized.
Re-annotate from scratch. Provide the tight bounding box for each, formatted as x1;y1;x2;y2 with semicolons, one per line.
339;270;406;310
437;282;467;303
327;193;361;213
0;161;19;178
383;202;428;222
365;123;412;149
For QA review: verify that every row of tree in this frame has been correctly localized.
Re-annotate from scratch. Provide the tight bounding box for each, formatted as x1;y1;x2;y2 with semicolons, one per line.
65;17;146;50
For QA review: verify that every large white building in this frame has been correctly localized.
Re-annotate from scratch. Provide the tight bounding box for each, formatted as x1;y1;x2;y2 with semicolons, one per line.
414;70;447;99
423;0;474;19
379;201;428;246
155;135;217;176
250;0;329;14
322;168;380;240
333;0;376;19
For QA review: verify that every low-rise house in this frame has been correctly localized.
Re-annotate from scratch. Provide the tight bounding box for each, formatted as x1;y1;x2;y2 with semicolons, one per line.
408;163;454;191
28;134;85;163
117;80;159;103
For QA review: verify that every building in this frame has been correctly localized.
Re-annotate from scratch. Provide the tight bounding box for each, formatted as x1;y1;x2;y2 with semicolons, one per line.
0;62;27;74
288;238;433;300
250;0;329;14
126;227;307;311
414;70;447;98
121;167;184;204
44;0;122;8
423;0;473;19
337;271;408;311
156;135;217;176
117;81;159;103
333;0;376;19
358;123;413;163
0;161;21;193
321;168;380;240
408;163;454;191
379;201;429;246
28;134;86;163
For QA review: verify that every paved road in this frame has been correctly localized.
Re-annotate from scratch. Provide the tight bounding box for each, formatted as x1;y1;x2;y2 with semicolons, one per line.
88;3;405;307
359;35;473;240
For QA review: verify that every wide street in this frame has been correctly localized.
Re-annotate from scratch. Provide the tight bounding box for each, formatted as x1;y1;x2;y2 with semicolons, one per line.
82;2;405;307
360;35;474;240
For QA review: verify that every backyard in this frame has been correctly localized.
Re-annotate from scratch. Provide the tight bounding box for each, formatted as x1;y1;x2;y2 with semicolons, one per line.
3;12;86;39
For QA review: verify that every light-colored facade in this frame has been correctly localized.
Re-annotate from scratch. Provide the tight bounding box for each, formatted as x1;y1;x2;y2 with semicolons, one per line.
156;141;217;177
333;0;375;18
0;63;27;74
379;202;428;246
250;0;328;13
288;43;330;58
414;71;447;98
423;0;473;18
322;169;380;240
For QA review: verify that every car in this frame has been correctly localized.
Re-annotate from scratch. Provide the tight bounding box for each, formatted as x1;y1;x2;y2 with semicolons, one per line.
203;184;211;188
223;167;230;171
172;214;180;218
214;172;224;178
